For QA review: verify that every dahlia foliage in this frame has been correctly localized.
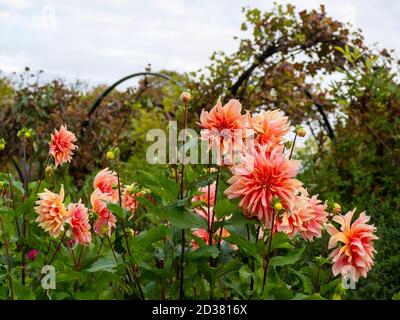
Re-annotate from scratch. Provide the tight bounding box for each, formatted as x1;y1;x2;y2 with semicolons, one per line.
0;98;378;300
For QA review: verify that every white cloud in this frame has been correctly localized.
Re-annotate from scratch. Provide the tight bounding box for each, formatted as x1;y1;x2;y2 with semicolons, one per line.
1;0;399;85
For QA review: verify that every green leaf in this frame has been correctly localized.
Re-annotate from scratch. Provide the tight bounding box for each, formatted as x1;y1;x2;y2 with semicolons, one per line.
224;233;258;258
165;206;207;229
13;282;36;300
214;199;236;219
292;269;313;294
107;202;129;220
137;170;178;202
87;257;117;273
320;278;342;296
215;260;241;279
132;225;169;251
292;293;326;300
270;247;305;267
270;232;293;250
13;197;35;218
270;286;294;299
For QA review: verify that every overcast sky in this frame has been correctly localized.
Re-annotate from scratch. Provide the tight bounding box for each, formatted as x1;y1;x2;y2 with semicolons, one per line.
1;0;399;86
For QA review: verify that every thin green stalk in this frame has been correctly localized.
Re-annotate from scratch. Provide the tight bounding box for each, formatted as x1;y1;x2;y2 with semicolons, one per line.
179;99;189;300
0;214;14;300
288;133;297;160
262;210;277;292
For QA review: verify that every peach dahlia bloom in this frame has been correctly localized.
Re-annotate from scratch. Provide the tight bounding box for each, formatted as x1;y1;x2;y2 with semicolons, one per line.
192;182;216;229
190;183;232;250
190;228;230;250
35;185;69;238
225;145;302;227
91;188;117;237
49;125;78;167
276;193;328;241
93;168;119;202
250;110;290;147
325;209;378;282
198;99;247;165
66;201;92;245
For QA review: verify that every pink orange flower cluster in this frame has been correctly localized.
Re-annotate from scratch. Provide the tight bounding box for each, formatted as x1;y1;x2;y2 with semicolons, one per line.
93;168;119;202
35;185;92;245
35;185;69;238
198;99;249;165
325;209;378;282
275;193;328;241
36;127;91;245
49;125;78;167
190;183;231;250
90;169;119;237
66;201;92;245
200;98;328;243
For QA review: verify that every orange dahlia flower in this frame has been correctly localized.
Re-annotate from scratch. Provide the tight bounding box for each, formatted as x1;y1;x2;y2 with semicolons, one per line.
66;201;92;245
225;145;302;227
276;193;328;241
192;182;216;229
49;125;78;167
198;98;247;165
35;185;69;237
93;168;119;202
250;110;290;147
191;183;234;250
325;209;378;282
91;188;116;237
190;228;231;250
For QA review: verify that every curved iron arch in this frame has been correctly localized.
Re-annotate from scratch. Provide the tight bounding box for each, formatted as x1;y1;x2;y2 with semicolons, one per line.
86;71;186;119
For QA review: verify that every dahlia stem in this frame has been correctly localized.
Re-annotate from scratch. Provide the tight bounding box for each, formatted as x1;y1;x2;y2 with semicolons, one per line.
209;165;221;242
288;132;297;160
76;245;84;271
0;214;14;300
66;243;77;268
179;98;189;300
28;140;33;182
262;210;277;293
250;226;261;292
316;211;332;292
21;139;29;285
34;153;50;196
35;230;66;290
115;158;145;299
107;236;118;264
207;142;212;245
5;157;20;238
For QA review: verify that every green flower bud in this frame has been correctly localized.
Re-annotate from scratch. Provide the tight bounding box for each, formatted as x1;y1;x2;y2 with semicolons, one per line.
0;138;6;151
295;125;306;137
180;91;192;103
106;151;115;160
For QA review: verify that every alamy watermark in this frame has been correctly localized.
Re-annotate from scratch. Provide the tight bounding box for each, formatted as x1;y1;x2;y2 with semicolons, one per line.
146;121;256;169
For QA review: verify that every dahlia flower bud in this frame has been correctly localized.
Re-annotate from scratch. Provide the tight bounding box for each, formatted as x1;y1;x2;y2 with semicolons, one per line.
45;165;55;176
106;147;120;160
180;91;192;103
271;195;282;211
0;138;6;151
24;128;35;140
283;140;292;150
17;128;27;139
295;125;306;137
126;182;140;195
106;150;115;160
333;202;342;214
274;202;283;211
